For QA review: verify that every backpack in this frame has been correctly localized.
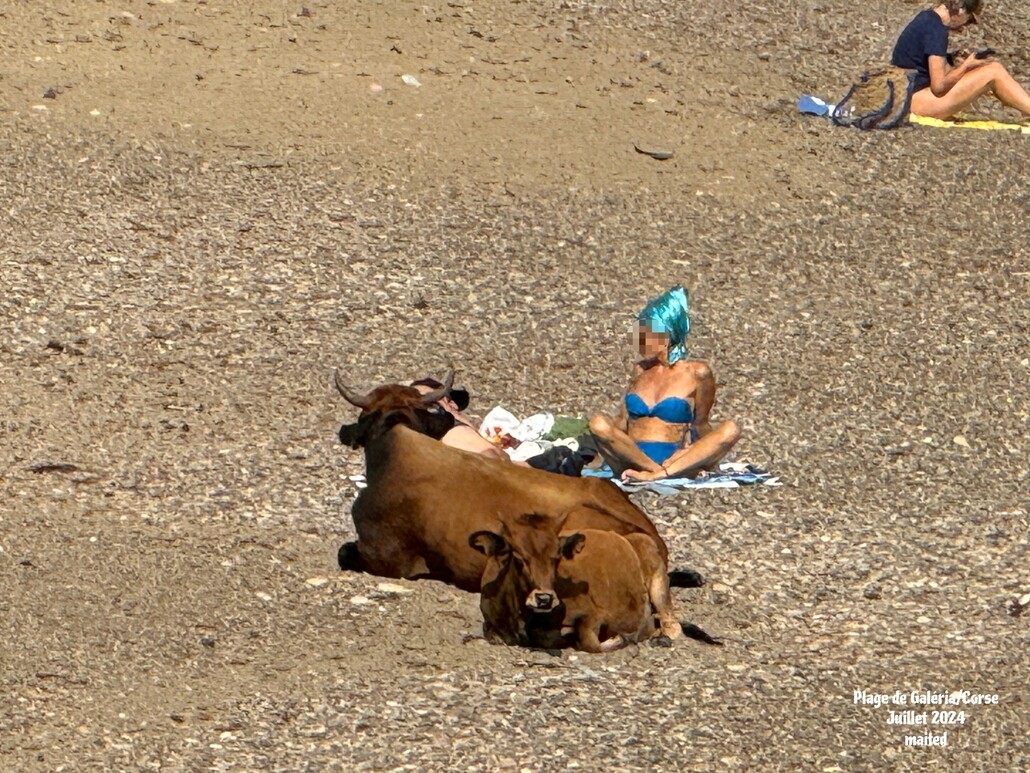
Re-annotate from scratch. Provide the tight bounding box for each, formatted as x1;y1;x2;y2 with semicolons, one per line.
832;66;917;130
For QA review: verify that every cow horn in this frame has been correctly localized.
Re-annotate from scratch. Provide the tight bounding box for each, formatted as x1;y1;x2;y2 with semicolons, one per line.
418;368;455;404
333;370;372;409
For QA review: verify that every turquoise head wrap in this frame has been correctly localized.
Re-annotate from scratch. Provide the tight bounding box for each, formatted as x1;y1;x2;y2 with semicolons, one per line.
638;286;690;364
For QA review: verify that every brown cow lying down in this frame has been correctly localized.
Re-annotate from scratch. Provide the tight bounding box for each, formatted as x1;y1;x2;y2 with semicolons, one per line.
470;512;685;652
334;371;698;622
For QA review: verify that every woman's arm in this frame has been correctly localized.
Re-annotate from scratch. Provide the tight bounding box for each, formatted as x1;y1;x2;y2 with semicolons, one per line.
616;363;645;431
684;361;715;437
928;53;988;97
614;397;630;432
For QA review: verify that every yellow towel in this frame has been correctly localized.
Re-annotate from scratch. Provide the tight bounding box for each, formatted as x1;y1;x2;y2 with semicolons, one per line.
910;113;1030;134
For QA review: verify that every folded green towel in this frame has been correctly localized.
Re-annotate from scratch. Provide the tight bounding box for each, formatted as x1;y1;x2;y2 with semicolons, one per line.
543;416;590;441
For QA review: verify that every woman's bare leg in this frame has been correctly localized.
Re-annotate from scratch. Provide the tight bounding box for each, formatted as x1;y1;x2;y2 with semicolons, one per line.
912;62;1030;119
622;420;741;482
588;414;662;476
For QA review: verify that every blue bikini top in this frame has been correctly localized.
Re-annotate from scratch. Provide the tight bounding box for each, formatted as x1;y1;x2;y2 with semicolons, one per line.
625;393;694;424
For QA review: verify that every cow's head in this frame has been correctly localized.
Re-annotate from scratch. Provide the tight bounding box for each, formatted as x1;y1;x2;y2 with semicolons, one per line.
470;512;585;615
335;369;458;448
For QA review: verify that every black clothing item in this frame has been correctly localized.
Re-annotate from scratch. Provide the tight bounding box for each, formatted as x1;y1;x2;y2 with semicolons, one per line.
892;9;949;92
526;446;587;477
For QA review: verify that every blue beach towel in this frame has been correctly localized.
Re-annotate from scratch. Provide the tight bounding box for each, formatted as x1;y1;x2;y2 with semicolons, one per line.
583;461;780;494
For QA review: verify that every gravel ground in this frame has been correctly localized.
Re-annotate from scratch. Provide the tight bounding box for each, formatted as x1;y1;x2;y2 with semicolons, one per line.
1;1;1028;770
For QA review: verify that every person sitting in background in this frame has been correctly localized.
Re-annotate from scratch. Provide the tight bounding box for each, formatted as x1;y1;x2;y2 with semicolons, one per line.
588;286;741;482
412;378;586;476
892;0;1030;119
410;378;509;461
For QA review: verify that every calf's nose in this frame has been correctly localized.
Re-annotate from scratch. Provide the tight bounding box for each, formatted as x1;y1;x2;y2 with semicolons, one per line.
529;591;555;610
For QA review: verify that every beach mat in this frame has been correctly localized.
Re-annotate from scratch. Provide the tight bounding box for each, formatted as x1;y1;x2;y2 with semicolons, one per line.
910;114;1030;133
799;95;1030;134
583;462;780;494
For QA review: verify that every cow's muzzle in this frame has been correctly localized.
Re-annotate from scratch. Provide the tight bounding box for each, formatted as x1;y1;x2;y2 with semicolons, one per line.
527;590;557;612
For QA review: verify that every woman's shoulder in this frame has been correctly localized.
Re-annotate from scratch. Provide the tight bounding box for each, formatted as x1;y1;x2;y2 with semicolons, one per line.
667;359;712;383
630;360;676;385
670;358;707;371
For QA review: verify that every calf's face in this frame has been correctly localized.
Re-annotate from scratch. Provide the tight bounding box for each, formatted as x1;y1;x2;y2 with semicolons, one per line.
470;513;585;613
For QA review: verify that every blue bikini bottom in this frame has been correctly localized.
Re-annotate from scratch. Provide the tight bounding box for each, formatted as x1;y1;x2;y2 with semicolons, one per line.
636;441;679;465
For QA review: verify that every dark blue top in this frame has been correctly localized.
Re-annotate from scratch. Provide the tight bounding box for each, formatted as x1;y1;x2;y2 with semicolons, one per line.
892;9;949;92
625;393;694;424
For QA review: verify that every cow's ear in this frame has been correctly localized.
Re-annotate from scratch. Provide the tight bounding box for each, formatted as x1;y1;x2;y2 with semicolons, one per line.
341;414;383;451
560;533;586;560
420;409;455;440
469;531;508;557
338;422;360;446
339;413;375;448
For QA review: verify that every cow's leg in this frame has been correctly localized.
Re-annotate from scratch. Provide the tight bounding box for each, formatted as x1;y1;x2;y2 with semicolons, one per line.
668;568;705;588
398;555;432;580
575;625;636;653
647;631;674;648
647;572;683;641
482;622;511;646
366;550;431;581
339;539;431;581
574;621;607;653
625;534;683;640
598;634;632;653
338;541;366;572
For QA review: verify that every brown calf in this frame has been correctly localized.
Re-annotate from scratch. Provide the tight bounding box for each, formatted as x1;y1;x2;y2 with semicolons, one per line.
470;512;683;652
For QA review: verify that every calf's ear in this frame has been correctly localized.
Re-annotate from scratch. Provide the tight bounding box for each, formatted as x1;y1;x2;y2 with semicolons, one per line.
560;533;586;559
469;531;508;557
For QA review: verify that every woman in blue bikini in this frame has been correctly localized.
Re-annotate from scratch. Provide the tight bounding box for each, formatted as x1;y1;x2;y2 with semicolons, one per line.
589;286;741;482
